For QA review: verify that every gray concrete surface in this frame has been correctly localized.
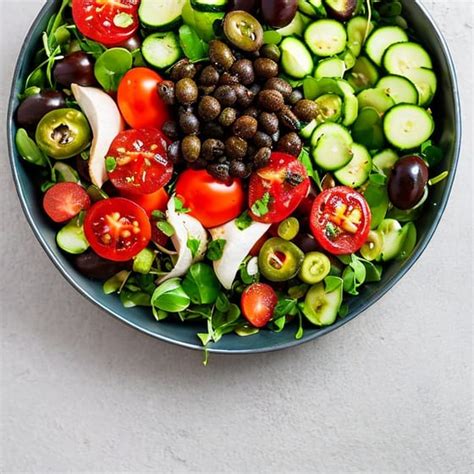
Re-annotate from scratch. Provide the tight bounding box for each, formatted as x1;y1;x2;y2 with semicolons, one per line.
0;1;472;472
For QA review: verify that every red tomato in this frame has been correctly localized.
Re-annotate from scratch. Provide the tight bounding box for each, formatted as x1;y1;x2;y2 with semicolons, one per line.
175;169;245;228
241;283;278;328
249;152;310;224
107;128;173;195
120;187;169;217
310;186;371;255
117;68;170;129
43;182;90;223
84;198;151;261
72;0;139;47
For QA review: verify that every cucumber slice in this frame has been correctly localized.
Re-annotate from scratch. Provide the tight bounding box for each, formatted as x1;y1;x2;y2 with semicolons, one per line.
337;79;358;126
315;94;343;123
403;67;437;107
347;16;373;57
142;31;183;69
311;123;353;170
383;104;434;150
365;26;408;66
304;20;347;57
352;106;385;150
311;122;351;147
277;12;309;37
314;57;346;79
383;42;433;75
372;148;398;176
338;48;356;70
357;88;395;114
396;222;417;261
191;0;227;12
334;143;372;187
298;0;327;17
302;280;343;326
280;37;314;78
376;218;403;262
192;9;225;41
139;0;186;30
300;118;318;139
346;56;379;93
364;181;389;229
376;75;418;105
56;217;89;255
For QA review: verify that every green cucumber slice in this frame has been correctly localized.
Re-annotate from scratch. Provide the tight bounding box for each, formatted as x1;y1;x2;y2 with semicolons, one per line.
383;42;433;75
139;0;186;30
396;222;417;261
337;79;359;126
357;88;395;114
314;57;346;79
311;123;353;170
142;32;183;69
300;118;318;139
372;148;399;176
277;12;310;37
304;19;347;57
280;37;314;78
347;16;373;57
403;67;437;106
365;26;408;66
334;143;372;187
315;94;343;123
383;104;434;150
191;0;227;12
352;106;385;150
376;218;403;262
376;75;419;105
311;122;352;147
56;216;89;255
346;56;379;93
302;279;343;326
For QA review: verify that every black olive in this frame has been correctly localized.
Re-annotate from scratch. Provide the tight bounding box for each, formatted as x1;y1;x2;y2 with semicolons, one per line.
202;122;225;139
288;89;304;105
232;115;258;139
181;135;201;162
175;78;199;105
229;160;251;178
230;59;255;85
243;106;259;119
293;99;318;122
260;43;281;63
199;65;220;86
253;58;279;80
249;83;261;96
75;155;91;182
264;77;293;101
233;84;255;108
198;96;222;122
277;132;303;156
170;59;197;81
214;85;237;107
179;112;200;135
201;138;225;161
16;91;66;129
207;162;231;181
278;106;301;130
74;250;132;280
218;107;238;127
53;52;95;88
253;147;272;168
258;111;279;134
157;80;176;105
258;89;285;112
168;141;182;164
225;136;248;160
219;72;240;86
209;40;236;70
162;120;179;140
253;131;273;148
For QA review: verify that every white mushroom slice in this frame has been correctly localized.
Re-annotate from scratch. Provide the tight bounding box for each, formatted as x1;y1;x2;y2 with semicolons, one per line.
157;198;208;283
209;219;270;290
71;84;124;188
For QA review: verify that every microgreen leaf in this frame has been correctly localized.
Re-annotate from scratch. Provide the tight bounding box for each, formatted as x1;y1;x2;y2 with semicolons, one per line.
174;196;190;213
156;220;175;237
251;192;271;217
206;239;226;261
182;263;220;305
105;156;116;173
187;238;201;258
235;211;253;230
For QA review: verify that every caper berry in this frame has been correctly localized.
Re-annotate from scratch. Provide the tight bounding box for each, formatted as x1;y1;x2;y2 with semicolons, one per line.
243;106;259;119
253;58;279;80
181;135;201;162
249;83;261;96
209;40;236;70
198;95;222;122
214;85;238;107
162;120;179;140
168;141;182;164
201;138;225;161
207;162;230;181
225;135;248;160
253;131;273;148
202;122;225;139
170;59;197;81
277;132;303;156
230;59;255;86
288;89;304;105
229;160;251;178
258;111;279;134
260;43;281;62
233;84;255;108
179;112;200;135
219;72;239;86
278;106;301;131
199;65;220;86
263;77;293;101
257;89;284;112
253;147;272;168
293;99;318;122
157;80;175;105
199;85;216;96
218;107;238;127
175;78;199;105
232;115;258;139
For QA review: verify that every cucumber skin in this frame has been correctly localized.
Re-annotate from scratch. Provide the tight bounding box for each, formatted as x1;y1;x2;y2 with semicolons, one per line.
280;37;314;78
302;281;343;326
142;32;183;69
191;0;227;13
139;0;186;30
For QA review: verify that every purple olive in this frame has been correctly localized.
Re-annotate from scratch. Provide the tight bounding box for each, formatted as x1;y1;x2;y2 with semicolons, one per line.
227;0;258;13
261;0;298;28
16;91;66;128
325;0;358;21
388;155;429;210
74;250;132;280
53;51;95;88
117;35;141;52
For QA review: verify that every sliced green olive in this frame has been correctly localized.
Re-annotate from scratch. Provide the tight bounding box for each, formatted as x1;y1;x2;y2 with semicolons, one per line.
258;237;304;282
277;217;300;241
315;94;343;123
360;230;383;261
223;11;264;53
298;251;331;284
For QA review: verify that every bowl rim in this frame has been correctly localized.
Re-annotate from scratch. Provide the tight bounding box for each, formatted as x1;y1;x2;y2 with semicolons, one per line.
7;0;462;354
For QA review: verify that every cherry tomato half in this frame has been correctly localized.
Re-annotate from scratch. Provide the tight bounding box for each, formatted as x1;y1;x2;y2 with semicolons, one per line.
107;128;173;195
175;169;245;228
310;186;371;255
241;283;278;328
249;152;310;224
72;0;139;47
117;68;170;129
84;197;151;261
120;187;169;217
43;182;91;223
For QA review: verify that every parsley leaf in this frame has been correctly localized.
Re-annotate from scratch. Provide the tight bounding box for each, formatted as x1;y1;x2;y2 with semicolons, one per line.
250;192;271;217
174;196;190;213
235;211;253;230
156;221;175;237
105;156;117;173
207;239;226;261
187;238;201;258
151;210;166;220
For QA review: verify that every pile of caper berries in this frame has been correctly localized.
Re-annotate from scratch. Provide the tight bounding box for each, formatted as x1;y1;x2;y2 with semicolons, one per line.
158;11;319;181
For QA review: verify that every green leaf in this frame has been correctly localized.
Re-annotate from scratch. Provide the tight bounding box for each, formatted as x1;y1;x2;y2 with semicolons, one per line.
263;30;282;45
182;263;221;305
324;275;343;293
187;238;201;258
215;292;230;313
120;289;151;308
369;172;387;186
274;298;298;318
342;267;358;295
15;129;48;167
235;211;253;230
103;270;130;295
421;140;443;167
239;257;259;284
174;196;190;213
151;278;190;313
396;222;417;261
338;303;349;318
94;48;133;92
364;182;389;229
207;239;226;261
156;220;175;237
151;210;165;220
298;147;322;191
179;24;208;61
361;259;383;282
105;156;117;172
251;192;271;217
295;312;304;340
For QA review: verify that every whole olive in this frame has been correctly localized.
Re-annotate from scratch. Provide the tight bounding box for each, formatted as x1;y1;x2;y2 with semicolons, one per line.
209;40;236;70
53;52;95;88
325;0;358;21
158;80;176;105
278;106;301;130
258;89;285;112
293;99;318;122
288;89;304;105
16;91;66;129
202;122;225;139
258;111;279;134
233;84;255;108
230;59;255;85
170;59;197;81
277;132;303;156
253;58;279;80
175;78;199;105
260;43;281;63
198;96;222;122
261;0;298;28
225;136;248;160
292;233;320;254
253;131;273;148
207;162;231;181
227;0;258;13
249;83;261;96
168;141;182;164
253;147;272;168
263;77;293;101
243;106;259;118
232;115;258;139
214;85;237;107
388;155;429;210
74;250;132;280
219;72;239;86
181;135;201;162
118;35;141;52
199;85;217;96
179;112;200;134
218;107;238;127
162;120;179;140
229;160;251;178
199;65;220;86
201;138;225;161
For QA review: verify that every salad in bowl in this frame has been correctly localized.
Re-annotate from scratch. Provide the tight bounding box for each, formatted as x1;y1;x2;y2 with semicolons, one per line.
12;0;451;359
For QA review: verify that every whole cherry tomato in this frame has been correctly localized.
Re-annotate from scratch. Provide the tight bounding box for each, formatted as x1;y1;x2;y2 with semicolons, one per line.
241;283;278;328
120;187;169;217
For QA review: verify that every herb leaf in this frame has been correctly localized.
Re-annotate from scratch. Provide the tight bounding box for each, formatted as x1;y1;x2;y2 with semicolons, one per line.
105;156;116;172
235;211;253;230
156;220;175;237
187;237;201;258
207;239;226;261
251;192;271;217
174;196;190;213
151;278;190;314
94;47;133;92
182;263;221;305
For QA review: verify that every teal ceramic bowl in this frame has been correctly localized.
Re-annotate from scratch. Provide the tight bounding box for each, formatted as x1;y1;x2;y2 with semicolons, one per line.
8;0;461;353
